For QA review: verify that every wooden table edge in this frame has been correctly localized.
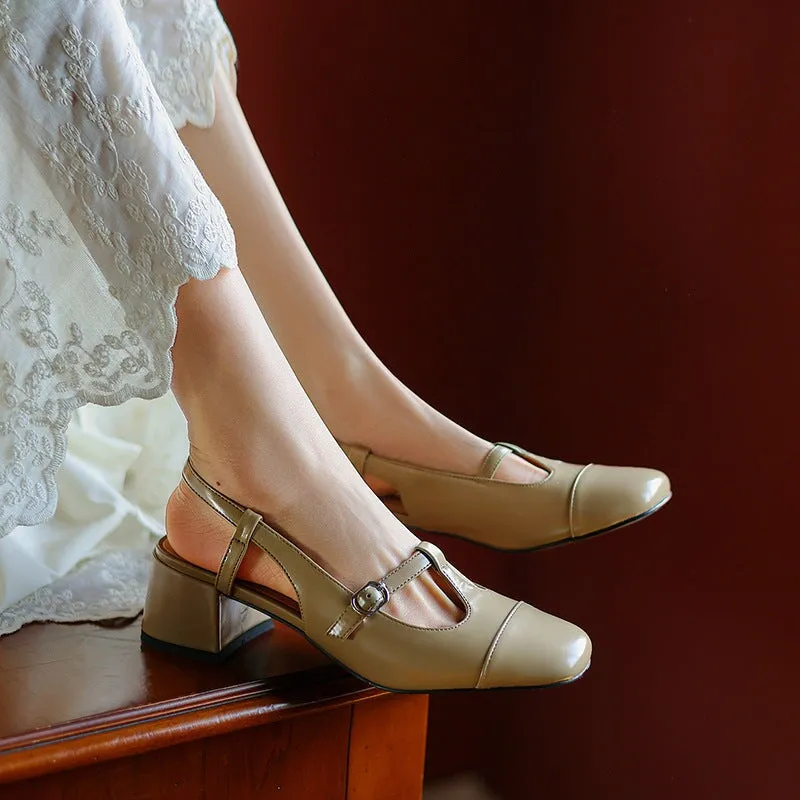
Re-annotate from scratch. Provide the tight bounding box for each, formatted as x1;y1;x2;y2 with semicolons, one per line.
0;673;386;784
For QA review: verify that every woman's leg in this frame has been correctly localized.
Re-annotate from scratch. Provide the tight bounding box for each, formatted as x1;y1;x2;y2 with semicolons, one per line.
168;267;456;626
178;73;546;496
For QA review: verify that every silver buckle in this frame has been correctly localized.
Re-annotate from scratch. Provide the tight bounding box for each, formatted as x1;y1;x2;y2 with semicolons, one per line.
351;580;390;617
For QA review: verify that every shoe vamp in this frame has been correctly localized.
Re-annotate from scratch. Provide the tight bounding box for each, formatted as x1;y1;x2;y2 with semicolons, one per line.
312;588;519;692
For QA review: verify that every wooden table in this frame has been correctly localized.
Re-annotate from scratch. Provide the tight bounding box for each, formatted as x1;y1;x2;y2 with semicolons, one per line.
0;618;428;799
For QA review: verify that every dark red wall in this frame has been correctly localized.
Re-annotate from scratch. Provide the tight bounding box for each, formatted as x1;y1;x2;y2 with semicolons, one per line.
218;2;799;797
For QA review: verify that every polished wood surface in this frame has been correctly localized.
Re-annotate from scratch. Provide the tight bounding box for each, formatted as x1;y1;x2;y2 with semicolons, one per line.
0;618;347;740
0;618;428;794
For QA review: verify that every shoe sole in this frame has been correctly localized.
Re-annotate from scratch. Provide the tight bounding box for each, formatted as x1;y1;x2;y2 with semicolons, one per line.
141;617;274;664
404;492;673;553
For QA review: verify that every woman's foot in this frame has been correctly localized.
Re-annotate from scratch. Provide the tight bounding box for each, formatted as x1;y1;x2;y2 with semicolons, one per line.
164;449;462;630
168;270;460;630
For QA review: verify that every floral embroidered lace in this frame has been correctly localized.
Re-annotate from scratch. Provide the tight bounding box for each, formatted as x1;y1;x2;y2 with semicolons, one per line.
0;0;237;632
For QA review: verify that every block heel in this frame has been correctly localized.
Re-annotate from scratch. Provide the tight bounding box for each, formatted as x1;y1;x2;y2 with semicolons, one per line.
141;552;273;662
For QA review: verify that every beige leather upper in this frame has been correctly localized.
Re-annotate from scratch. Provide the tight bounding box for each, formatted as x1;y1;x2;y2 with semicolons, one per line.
340;441;671;551
160;460;591;692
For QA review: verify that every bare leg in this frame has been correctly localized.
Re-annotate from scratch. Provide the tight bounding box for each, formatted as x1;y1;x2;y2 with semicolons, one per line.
178;74;546;497
167;267;457;626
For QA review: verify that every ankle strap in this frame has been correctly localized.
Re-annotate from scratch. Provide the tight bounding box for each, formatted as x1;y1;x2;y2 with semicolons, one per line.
327;548;432;640
326;542;456;641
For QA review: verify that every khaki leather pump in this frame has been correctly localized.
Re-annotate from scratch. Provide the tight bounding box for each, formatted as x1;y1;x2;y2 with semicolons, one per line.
141;460;591;692
339;441;671;552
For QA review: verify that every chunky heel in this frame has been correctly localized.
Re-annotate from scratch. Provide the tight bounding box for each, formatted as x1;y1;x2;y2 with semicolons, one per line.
141;553;273;662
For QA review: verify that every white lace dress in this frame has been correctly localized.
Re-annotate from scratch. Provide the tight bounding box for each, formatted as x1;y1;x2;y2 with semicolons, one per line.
0;0;237;633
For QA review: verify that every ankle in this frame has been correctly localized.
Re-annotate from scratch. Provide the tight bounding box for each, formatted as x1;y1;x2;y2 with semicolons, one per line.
184;438;315;520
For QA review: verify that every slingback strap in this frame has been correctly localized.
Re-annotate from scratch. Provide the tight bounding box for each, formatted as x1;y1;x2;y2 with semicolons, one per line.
182;460;246;527
181;461;263;594
478;444;514;479
327;546;436;640
215;507;262;594
340;442;371;476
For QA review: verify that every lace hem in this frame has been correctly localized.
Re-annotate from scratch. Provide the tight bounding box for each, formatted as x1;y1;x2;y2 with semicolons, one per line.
0;274;191;536
0;549;152;635
0;1;237;537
